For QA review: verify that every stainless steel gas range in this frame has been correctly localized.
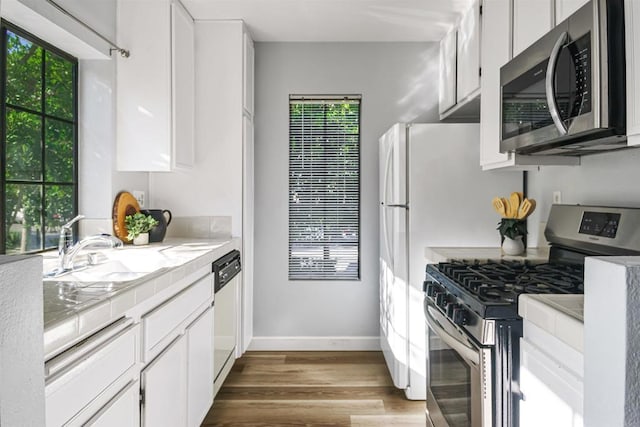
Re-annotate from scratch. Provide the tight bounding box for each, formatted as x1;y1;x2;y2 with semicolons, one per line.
424;204;640;427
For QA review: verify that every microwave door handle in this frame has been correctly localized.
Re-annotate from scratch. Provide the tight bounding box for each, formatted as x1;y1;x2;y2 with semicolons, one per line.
545;31;569;135
425;300;480;367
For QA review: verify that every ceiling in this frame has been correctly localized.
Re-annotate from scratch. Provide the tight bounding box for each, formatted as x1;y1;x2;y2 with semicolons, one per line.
181;0;473;42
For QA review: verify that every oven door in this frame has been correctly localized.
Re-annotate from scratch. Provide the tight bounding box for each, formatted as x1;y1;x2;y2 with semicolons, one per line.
425;299;492;427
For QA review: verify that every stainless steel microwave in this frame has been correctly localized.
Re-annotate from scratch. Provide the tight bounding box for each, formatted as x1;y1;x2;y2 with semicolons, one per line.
500;0;626;156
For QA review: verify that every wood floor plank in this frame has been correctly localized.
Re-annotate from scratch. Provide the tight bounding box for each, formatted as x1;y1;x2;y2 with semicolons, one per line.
202;400;384;425
350;414;426;426
224;363;393;387
201;351;425;427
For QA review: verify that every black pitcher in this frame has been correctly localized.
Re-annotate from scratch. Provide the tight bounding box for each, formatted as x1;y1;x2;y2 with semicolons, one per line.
142;209;172;243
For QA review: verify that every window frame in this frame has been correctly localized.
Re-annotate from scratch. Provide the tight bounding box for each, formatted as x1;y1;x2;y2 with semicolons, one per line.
0;20;79;255
288;94;362;281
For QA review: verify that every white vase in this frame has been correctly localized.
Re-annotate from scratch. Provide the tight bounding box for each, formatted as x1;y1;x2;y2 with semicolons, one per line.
502;235;524;256
133;233;149;246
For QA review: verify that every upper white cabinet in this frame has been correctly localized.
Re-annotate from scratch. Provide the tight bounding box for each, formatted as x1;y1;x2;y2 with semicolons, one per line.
439;29;457;114
243;33;255;118
456;0;481;102
439;0;481;120
479;0;579;170
512;0;554;56
116;0;195;172
555;0;589;23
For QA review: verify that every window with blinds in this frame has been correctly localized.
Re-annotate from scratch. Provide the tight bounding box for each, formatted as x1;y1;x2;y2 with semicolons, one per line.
288;95;361;280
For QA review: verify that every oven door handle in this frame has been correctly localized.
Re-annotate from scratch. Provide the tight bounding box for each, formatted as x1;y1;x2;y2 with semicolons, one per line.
545;31;569;136
425;300;480;367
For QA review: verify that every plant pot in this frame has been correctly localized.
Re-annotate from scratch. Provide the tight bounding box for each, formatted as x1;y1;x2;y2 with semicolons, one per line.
133;232;149;246
502;235;525;256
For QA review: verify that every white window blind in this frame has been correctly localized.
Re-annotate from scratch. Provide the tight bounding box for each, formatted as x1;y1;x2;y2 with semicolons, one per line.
288;95;361;280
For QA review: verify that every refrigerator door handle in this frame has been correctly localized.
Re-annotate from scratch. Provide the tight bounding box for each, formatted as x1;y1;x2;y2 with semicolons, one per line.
382;208;393;269
382;138;394;204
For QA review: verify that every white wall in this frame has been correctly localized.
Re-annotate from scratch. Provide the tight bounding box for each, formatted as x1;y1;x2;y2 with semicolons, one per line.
253;42;440;345
527;148;640;246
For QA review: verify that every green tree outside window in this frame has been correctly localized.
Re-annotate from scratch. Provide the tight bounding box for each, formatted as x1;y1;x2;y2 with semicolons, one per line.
1;22;78;254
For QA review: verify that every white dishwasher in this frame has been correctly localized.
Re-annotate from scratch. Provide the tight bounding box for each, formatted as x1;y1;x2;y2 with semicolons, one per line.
212;250;241;397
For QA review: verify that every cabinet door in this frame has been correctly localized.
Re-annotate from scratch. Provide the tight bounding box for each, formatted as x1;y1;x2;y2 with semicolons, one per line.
513;0;553;56
626;0;640;145
243;32;255;117
479;0;512;167
555;0;589;23
85;381;140;427
187;307;214;427
241;115;254;354
172;0;195;168
456;0;481;102
141;336;188;427
116;0;172;171
438;29;457;114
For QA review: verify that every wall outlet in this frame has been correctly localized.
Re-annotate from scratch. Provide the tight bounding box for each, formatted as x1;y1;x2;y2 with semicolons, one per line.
552;191;562;204
133;190;145;208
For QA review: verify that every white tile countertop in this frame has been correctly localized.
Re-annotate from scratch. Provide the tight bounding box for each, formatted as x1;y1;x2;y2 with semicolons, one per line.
425;246;550;263
518;294;584;352
42;238;239;360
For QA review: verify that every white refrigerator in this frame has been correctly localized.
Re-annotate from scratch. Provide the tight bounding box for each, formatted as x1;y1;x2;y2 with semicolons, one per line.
379;123;521;400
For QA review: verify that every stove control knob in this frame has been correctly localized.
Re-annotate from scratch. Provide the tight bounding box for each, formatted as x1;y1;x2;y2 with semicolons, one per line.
446;302;459;318
435;292;448;308
452;307;468;326
426;283;441;298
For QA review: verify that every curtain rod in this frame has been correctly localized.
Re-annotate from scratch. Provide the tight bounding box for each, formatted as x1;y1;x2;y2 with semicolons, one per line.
45;0;130;58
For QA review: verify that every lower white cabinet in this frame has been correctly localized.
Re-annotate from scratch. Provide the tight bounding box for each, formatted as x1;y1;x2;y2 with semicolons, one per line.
45;321;140;426
85;381;140;427
142;305;215;427
187;307;214;427
46;268;220;427
142;336;188;427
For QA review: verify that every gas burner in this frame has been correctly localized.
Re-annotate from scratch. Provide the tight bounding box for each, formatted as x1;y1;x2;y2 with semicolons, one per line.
433;259;585;305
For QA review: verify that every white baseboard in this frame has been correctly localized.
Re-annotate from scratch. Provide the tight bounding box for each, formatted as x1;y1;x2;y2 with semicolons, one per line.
248;336;381;351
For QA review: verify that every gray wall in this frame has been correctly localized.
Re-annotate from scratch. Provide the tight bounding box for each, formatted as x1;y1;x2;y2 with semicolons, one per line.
253;42;439;340
527;148;640;246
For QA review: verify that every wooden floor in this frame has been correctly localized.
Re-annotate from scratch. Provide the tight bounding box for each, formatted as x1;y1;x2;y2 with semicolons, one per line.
201;351;426;427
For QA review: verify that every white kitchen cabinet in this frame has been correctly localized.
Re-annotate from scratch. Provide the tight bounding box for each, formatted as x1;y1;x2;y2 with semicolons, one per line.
555;0;589;23
242;114;254;354
456;0;481;102
512;0;554;56
626;0;640;146
186;307;214;427
243;32;255;117
116;0;195;171
85;381;140;427
45;321;140;426
142;274;213;363
141;336;188;427
479;0;580;170
439;0;481;120
438;28;457;114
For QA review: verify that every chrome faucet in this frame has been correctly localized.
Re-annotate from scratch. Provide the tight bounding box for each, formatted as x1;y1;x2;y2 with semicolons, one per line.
58;214;84;263
60;234;124;271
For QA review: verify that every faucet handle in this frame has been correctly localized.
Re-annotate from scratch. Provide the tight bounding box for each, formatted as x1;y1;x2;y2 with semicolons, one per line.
62;214;85;230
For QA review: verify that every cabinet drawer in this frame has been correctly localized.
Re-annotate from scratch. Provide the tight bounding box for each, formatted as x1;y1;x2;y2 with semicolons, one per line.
45;321;140;426
143;274;212;361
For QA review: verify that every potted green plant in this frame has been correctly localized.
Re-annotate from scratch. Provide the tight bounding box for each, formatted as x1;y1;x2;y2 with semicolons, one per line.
125;212;159;245
497;218;527;254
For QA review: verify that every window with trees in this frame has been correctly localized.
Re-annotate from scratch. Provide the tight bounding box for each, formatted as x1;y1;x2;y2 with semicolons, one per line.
1;22;78;254
288;95;361;280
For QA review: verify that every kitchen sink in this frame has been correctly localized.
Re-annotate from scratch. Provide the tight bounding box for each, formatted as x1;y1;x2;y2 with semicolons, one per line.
43;248;176;283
